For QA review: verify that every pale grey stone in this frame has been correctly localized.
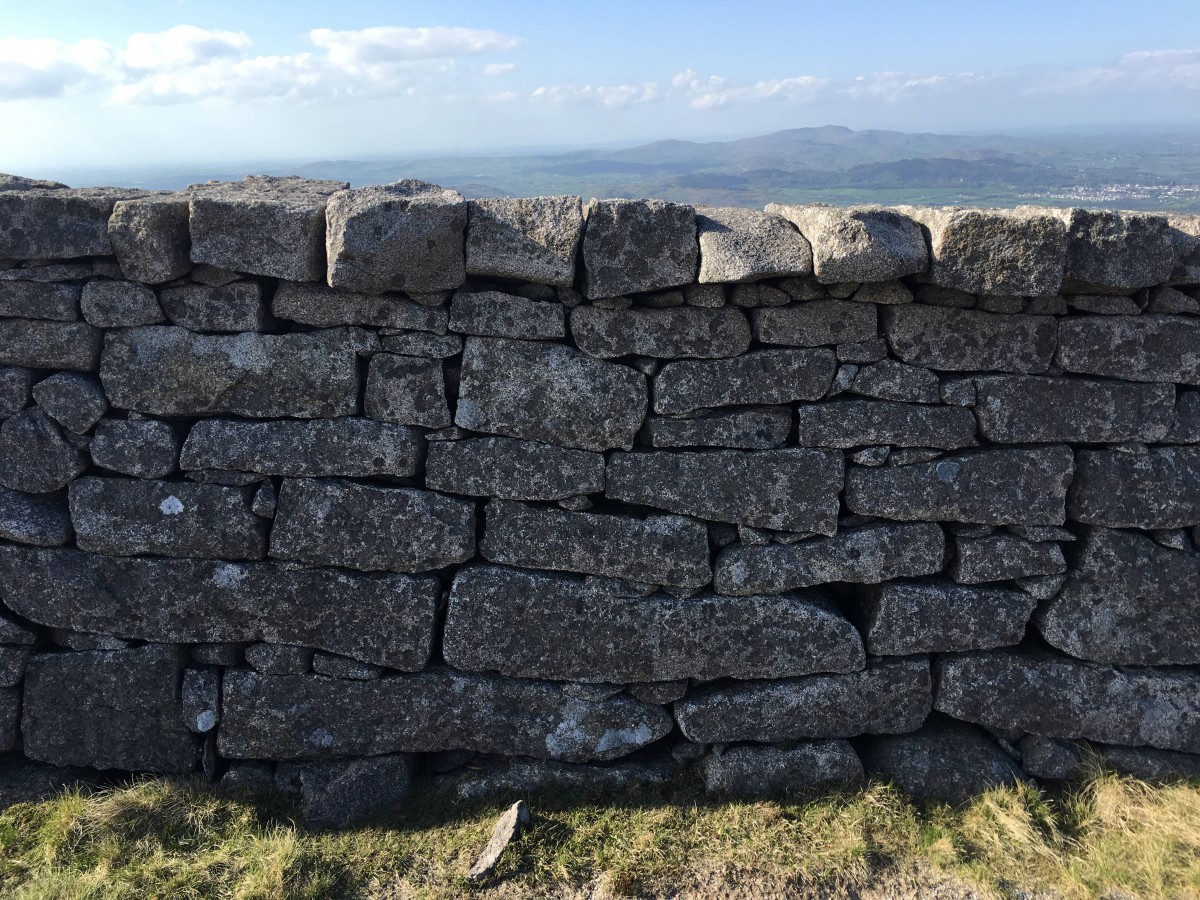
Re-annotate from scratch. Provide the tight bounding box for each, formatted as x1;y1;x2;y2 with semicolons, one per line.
466;196;583;287
0;319;102;371
695;206;812;283
273;281;448;331
858;580;1037;654
449;290;565;339
571;305;750;359
1057;315;1200;385
1061;208;1175;292
1068;446;1200;528
766;204;927;283
109;195;192;283
0;409;87;493
883;306;1057;373
582;199;697;299
31;372;107;433
80;280;164;327
364;354;450;428
425;436;604;500
794;399;977;450
653;349;835;415
751;301;877;347
701;742;862;796
638;407;792;449
160;282;266;332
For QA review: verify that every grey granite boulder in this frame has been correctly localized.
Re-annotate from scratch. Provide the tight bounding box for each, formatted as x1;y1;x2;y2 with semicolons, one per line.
1099;745;1200;783
0;485;71;546
426;436;604;500
109;194;192;283
270;478;475;573
1018;735;1084;781
189;176;348;281
69;476;267;559
0;174;68;191
857;581;1037;655
1037;528;1200;665
481;498;711;589
22;645;197;772
850;359;940;404
364;354;451;428
100;326;361;418
218;667;672;763
0;282;79;321
677;657;930;745
846;446;1074;525
652;349;835;415
0;545;438;669
326;181;466;294
0;320;102;371
182;418;422;478
80;280;164;327
0;409;88;493
696;206;812;283
466;196;583;287
882;306;1057;373
0;366;32;418
456;337;647;451
701;742;863;796
444;565;863;682
1068;446;1200;528
272;281;448;331
571;305;750;359
950;533;1066;583
765;204;927;283
31;372;107;433
0;187;143;259
1061;209;1176;292
582;199;697;298
639;407;792;449
713;521;945;595
90;419;181;478
794;399;977;450
449;290;565;339
751;301;877;347
288;754;414;829
1057;315;1200;385
160;282;266;332
606;448;843;534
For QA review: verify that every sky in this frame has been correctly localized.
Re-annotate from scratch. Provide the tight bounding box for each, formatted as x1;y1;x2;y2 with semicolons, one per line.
1;0;1199;173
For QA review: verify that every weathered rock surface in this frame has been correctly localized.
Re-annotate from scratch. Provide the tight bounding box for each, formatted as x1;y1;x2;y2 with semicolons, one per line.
381;331;462;358
270;478;475;573
90;419;181;478
850;359;940;403
31;372;107;433
443;565;863;682
950;533;1066;584
1037;528;1200;666
272;281;448;331
882;306;1057;373
160;282;266;332
0;366;32;418
449;290;565;339
713;521;945;595
467;799;530;878
481;499;711;589
244;644;313;676
751;301;877;348
794;399;977;450
1100;745;1200;783
0;409;88;493
0;319;102;370
69;476;267;559
765;204;927;283
571;305;750;359
0;281;79;321
1167;391;1200;443
0;187;143;259
639;407;792;449
466;196;583;287
456;337;647;451
100;326;361;417
364;354;451;428
0;485;71;546
701;741;863;796
935;650;1200;752
1057;315;1200;385
426;436;603;500
109;195;192;283
326;181;467;294
652;349;835;415
846;446;1074;525
606;448;843;533
80;280;164;327
287;754;415;830
696;206;812;283
1068;446;1200;528
218;667;673;762
1061;209;1176;292
181;668;219;733
582;199;697;298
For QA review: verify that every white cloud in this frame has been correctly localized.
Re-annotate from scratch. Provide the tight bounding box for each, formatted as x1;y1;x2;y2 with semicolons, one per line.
531;82;661;108
310;26;519;66
122;25;250;70
483;62;516;76
0;36;112;100
1029;49;1200;94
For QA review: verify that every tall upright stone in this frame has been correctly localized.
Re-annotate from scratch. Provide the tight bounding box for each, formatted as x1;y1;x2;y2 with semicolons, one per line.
582;199;697;298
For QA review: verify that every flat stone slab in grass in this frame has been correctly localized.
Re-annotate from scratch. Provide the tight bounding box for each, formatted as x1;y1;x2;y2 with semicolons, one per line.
443;565;864;682
675;657;931;743
466;196;583;287
935;650;1200;753
109;194;192;284
0;320;102;371
0;187;145;260
0;485;71;547
0;282;79;321
100;326;361;418
701;741;862;796
21;646;197;772
0;409;88;494
69;476;267;560
949;533;1067;584
1061;208;1176;293
857;580;1037;655
1057;315;1200;385
456;337;647;451
218;667;673;763
449;290;565;340
425;436;604;501
696;206;812;284
582;199;697;299
652;349;835;415
794;398;977;450
571;305;750;359
1037;528;1200;666
751;301;877;347
272;281;449;332
639;407;792;450
846;446;1075;525
713;521;945;595
606;448;843;534
765;204;927;283
973;376;1175;443
481;498;711;590
882;305;1057;374
270;478;475;573
181;418;423;478
1068;446;1200;529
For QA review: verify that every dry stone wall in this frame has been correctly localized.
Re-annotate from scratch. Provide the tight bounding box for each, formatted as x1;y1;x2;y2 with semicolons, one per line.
2;172;1200;823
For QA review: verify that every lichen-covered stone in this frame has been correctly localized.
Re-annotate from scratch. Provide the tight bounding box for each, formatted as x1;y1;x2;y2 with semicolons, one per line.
0;187;143;259
456;337;647;451
882;306;1057;374
1037;528;1200;666
481;498;711;589
100;326;361;418
751;301;877;347
426;436;603;500
0;282;79;321
696;206;811;283
89;419;180;478
713;521;945;595
571;305;750;359
69;476;267;559
606;448;843;534
0;366;32;418
444;565;863;682
326;181;466;294
159;282;266;332
80;280;164;327
449;290;565;340
846;446;1074;525
1068;446;1200;528
652;349;835;415
639;407;792;449
765;204;927;283
0;485;71;546
0;319;102;371
465;196;583;287
272;281;448;331
270;478;475;573
701;741;862;796
794;399;977;449
1061;208;1176;292
676;657;931;743
1057;315;1200;385
0;409;88;493
950;533;1066;583
364;354;451;428
218;667;673;763
582;199;697;299
31;372;107;433
109;194;192;283
850;359;940;403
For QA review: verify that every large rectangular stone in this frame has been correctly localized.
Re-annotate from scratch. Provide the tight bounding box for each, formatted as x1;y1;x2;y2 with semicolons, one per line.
1068;446;1200;529
109;194;192;283
160;282;267;332
0;282;79;321
571;306;750;359
605;448;843;534
696;206;812;283
639;407;792;449
713;522;945;595
443;565;863;682
466;196;583;287
0;187;144;259
949;533;1066;584
449;290;565;339
0;320;102;371
481;498;711;589
751;301;877;347
794;399;977;449
582;199;697;299
272;281;449;332
882;306;1057;373
0;545;438;669
100;326;361;417
218;668;673;762
653;349;835;415
1061;209;1175;293
1057;316;1200;385
270;478;475;573
765;205;927;283
846;447;1075;525
425;436;604;500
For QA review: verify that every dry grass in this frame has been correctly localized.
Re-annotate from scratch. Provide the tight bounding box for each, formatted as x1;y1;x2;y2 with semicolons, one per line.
1;760;1199;899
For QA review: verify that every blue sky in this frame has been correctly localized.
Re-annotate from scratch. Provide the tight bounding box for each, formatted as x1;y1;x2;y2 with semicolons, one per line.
1;0;1198;171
